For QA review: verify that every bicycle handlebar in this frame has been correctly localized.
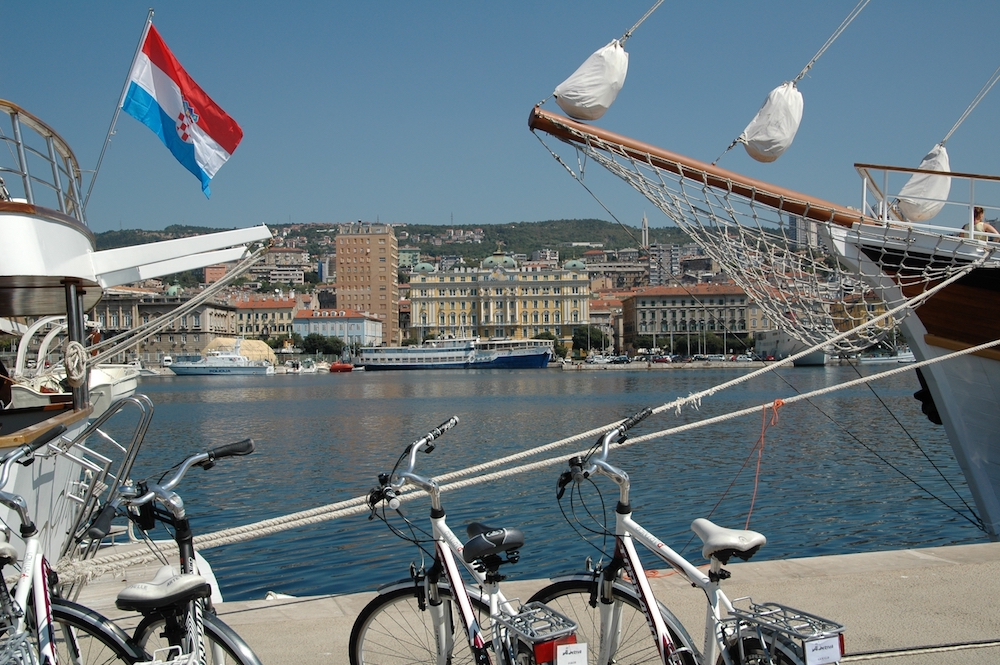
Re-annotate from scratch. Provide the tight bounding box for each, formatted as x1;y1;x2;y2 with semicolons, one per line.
86;439;256;540
557;408;653;500
368;417;460;512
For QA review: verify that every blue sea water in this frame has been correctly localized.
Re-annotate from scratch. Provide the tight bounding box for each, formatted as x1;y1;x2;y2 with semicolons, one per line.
107;364;984;602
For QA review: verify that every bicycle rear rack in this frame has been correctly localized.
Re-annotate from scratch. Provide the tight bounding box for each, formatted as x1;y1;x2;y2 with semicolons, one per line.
493;601;577;644
728;600;844;641
726;599;844;665
0;629;39;665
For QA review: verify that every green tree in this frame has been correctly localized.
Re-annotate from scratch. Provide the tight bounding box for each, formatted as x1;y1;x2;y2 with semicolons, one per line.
532;330;568;358
323;336;345;356
572;325;608;352
302;333;327;354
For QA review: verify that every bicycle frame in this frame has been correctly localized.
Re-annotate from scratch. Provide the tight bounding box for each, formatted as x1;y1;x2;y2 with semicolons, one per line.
607;508;735;665
8;536;59;663
372;417;574;665
560;409;843;665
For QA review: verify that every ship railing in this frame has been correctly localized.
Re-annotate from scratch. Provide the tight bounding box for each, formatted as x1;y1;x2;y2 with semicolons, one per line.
56;394;156;579
856;162;1000;241
0;100;86;224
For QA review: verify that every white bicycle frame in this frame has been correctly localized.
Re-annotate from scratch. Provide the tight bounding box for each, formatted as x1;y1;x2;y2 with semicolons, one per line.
566;409;842;665
381;417;551;665
606;509;736;665
11;536;60;663
427;514;520;665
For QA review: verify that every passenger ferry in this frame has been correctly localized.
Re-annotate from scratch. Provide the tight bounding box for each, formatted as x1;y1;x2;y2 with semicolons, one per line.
359;338;552;371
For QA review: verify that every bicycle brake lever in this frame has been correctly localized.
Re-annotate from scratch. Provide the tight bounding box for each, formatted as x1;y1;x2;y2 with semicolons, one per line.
556;471;573;499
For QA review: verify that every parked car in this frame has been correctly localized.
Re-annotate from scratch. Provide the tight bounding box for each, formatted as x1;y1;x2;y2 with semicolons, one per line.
735;354;754;362
652;355;672;363
705;354;726;362
611;355;631;364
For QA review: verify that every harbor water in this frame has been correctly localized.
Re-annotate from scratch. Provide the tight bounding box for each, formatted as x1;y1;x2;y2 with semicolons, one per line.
110;364;984;602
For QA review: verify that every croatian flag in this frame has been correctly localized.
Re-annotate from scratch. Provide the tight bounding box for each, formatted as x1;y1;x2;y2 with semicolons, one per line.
122;25;242;197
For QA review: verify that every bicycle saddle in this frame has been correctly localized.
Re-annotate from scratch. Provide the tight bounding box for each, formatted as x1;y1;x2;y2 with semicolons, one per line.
116;564;212;612
463;522;525;563
691;518;766;564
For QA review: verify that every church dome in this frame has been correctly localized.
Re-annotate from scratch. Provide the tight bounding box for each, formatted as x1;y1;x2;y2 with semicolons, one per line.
563;259;586;270
413;262;435;273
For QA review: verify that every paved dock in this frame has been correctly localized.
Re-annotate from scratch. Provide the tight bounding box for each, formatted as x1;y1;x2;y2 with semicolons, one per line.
76;541;1000;664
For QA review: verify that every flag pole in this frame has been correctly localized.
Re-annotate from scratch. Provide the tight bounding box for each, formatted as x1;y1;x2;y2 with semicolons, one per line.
83;7;154;214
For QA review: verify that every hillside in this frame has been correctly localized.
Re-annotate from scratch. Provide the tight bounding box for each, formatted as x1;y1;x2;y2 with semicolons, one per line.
94;219;689;261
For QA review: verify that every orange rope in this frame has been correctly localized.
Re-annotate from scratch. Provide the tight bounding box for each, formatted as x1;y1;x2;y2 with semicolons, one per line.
745;399;784;529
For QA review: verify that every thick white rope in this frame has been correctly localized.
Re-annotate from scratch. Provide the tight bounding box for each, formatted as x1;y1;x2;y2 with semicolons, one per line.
55;324;996;586
64;341;88;388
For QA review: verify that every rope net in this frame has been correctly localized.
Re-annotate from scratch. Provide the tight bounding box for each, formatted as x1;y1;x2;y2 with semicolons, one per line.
531;108;996;354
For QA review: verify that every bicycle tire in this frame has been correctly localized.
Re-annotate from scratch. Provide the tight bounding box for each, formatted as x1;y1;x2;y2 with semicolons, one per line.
350;584;491;665
721;634;803;665
529;579;698;665
50;598;147;665
133;611;263;665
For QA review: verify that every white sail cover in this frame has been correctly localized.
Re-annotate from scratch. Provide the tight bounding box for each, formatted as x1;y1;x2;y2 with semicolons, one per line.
554;40;629;121
897;144;951;222
740;81;804;163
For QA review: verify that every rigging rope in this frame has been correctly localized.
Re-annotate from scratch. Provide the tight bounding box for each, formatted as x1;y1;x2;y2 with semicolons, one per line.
794;0;870;83
85;243;269;368
620;0;664;44
941;63;1000;145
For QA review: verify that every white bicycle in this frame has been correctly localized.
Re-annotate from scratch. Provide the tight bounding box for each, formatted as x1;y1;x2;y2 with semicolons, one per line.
0;426;147;665
350;417;580;665
529;408;845;665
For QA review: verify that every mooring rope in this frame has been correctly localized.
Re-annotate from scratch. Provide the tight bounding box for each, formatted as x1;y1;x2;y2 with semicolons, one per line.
54;321;998;585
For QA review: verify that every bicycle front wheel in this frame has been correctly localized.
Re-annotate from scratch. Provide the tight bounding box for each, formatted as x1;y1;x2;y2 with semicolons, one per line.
133;612;263;665
51;598;147;665
529;579;697;665
350;585;490;665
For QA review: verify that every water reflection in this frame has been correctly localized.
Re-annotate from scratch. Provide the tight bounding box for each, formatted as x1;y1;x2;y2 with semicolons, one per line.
113;365;983;601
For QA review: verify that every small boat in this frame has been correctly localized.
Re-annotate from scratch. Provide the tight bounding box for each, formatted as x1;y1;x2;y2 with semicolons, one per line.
329;362;354;373
169;339;274;376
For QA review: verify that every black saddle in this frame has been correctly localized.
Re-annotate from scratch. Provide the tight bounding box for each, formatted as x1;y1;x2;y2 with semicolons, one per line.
462;522;524;563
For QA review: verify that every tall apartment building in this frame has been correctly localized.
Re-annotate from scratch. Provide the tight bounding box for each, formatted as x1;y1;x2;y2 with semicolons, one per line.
335;222;399;345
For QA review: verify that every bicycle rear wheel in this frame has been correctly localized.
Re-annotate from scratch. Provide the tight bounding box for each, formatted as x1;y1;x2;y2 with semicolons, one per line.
51;598;146;665
350;585;490;665
133;612;262;665
529;579;697;665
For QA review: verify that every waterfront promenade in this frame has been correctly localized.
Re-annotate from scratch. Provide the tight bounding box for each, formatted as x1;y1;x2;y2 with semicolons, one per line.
77;541;1000;664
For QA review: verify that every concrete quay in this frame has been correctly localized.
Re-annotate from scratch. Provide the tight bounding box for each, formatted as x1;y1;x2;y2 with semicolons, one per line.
76;541;1000;664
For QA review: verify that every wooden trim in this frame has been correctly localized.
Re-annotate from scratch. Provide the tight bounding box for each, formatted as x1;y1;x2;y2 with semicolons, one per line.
528;106;871;229
924;334;1000;362
0;406;92;449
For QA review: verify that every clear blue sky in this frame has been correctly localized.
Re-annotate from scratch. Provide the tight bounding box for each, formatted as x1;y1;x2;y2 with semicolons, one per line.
4;2;998;234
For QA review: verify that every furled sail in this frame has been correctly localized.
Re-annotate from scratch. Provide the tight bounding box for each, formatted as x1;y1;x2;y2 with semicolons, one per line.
553;40;629;121
739;82;804;163
897;144;951;222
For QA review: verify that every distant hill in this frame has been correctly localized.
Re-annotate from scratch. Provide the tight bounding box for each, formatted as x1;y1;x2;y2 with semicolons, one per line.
94;219;690;261
95;225;238;251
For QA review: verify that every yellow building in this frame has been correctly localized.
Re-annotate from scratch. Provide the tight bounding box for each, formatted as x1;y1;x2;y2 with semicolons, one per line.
408;255;589;346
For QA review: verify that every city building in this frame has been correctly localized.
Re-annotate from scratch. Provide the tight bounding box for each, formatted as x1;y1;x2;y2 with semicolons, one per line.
91;288;238;365
408;254;590;346
293;309;383;346
335;222;399;345
620;283;772;352
233;296;298;339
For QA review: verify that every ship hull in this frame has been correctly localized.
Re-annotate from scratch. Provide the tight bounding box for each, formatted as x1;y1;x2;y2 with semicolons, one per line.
830;223;1000;540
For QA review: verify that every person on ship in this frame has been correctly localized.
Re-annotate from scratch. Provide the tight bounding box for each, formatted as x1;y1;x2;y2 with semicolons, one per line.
965;206;998;240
